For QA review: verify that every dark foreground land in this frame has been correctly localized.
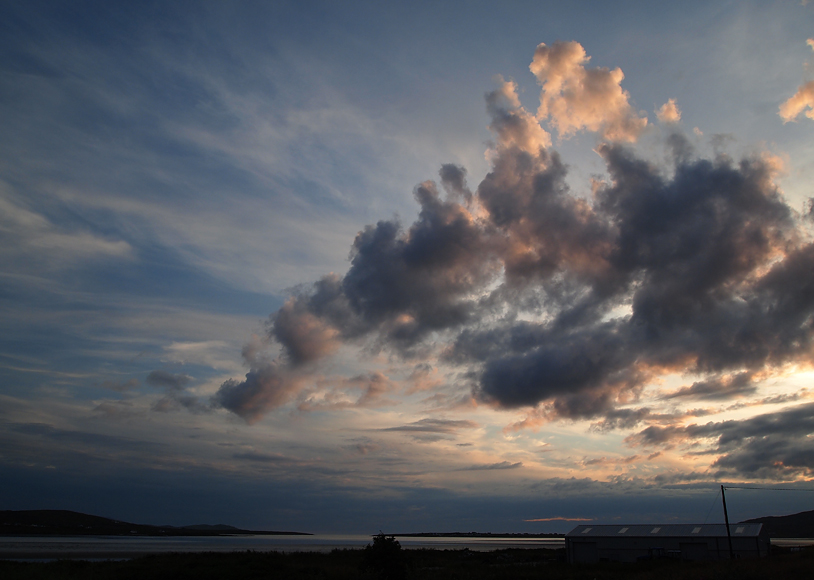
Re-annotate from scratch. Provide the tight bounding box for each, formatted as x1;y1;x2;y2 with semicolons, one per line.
2;546;813;580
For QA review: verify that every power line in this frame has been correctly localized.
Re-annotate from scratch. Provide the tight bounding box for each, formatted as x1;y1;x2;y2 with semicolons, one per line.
723;486;814;492
702;487;721;524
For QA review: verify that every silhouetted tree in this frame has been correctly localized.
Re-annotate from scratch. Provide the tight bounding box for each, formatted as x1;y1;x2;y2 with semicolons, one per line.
361;533;408;580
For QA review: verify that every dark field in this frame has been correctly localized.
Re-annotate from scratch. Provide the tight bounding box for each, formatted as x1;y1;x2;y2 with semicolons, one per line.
2;546;814;580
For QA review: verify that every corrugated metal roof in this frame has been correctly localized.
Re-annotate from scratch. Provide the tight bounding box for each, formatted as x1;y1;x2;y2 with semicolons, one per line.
566;524;764;538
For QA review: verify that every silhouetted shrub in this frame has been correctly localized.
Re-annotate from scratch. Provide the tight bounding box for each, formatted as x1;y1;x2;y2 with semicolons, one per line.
361;533;408;580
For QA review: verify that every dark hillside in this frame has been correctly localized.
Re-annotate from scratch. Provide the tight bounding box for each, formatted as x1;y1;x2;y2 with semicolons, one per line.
0;510;309;536
741;509;814;538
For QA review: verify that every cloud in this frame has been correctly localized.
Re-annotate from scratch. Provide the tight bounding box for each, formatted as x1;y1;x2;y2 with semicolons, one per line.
662;372;757;401
214;172;501;421
162;341;238;372
726;390;811;411
486;77;551;154
780;81;814;122
582;455;639;467
626;403;814;479
525;516;592;522
439;164;473;204
779;39;814;122
145;370;210;414
466;143;806;419
297;372;397;412
92;401;138;419
10;422;165;456
588;407;712;432
656;99;681;124
0;183;132;273
530;41;647;142
382;418;479;434
151;394;210;414
344;437;383;455
233;451;299;464
212;361;305;424
217;40;814;430
458;461;522;471
100;378;140;393
268;179;499;359
146;370;192;391
273;296;342;366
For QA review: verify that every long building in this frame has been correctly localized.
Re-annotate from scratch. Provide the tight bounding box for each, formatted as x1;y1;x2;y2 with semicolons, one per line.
565;523;769;563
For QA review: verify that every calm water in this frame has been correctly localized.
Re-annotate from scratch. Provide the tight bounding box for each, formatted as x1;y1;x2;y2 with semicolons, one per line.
2;535;810;560
0;534;566;560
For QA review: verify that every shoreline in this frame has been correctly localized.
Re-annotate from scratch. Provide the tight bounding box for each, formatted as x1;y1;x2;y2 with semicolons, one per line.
0;533;566;560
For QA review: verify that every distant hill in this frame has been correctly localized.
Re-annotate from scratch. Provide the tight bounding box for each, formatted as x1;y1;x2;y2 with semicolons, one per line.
177;524;242;531
391;532;564;538
0;510;311;537
741;509;814;538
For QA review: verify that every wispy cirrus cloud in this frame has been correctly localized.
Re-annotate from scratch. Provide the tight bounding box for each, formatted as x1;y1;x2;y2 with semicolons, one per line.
458;461;523;471
524;516;592;522
0;183;132;272
382;418;479;434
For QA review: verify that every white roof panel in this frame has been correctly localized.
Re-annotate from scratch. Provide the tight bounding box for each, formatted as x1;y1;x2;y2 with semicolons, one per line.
566;523;764;538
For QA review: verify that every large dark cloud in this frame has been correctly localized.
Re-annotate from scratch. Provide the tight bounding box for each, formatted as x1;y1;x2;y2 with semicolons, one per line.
212;361;303;424
268;178;501;362
215;41;814;427
466;145;811;418
215;175;502;422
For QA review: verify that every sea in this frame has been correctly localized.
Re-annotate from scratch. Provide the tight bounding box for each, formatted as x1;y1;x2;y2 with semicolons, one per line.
0;534;566;560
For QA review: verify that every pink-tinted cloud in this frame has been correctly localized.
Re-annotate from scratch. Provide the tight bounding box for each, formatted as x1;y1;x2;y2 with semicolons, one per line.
780;80;814;122
530;41;647;142
213;361;305;424
273;296;342;366
297;372;397;412
656;99;681;124
779;39;814;122
486;77;551;154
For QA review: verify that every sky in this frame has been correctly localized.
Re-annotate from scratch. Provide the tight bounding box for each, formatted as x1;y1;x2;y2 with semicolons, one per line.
2;0;814;535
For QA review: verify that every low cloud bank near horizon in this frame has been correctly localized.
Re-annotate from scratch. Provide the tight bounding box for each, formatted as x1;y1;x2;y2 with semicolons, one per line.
213;41;814;481
627;402;814;480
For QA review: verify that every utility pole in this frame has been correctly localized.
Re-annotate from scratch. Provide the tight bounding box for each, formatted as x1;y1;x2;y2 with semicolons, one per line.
721;485;733;560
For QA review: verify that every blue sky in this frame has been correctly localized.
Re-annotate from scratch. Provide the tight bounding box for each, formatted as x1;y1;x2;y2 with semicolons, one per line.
2;0;814;534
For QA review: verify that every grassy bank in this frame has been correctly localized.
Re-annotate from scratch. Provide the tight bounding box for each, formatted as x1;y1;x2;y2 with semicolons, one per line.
2;546;813;580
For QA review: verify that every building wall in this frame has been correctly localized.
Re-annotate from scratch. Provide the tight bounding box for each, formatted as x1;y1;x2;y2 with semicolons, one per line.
566;534;768;563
